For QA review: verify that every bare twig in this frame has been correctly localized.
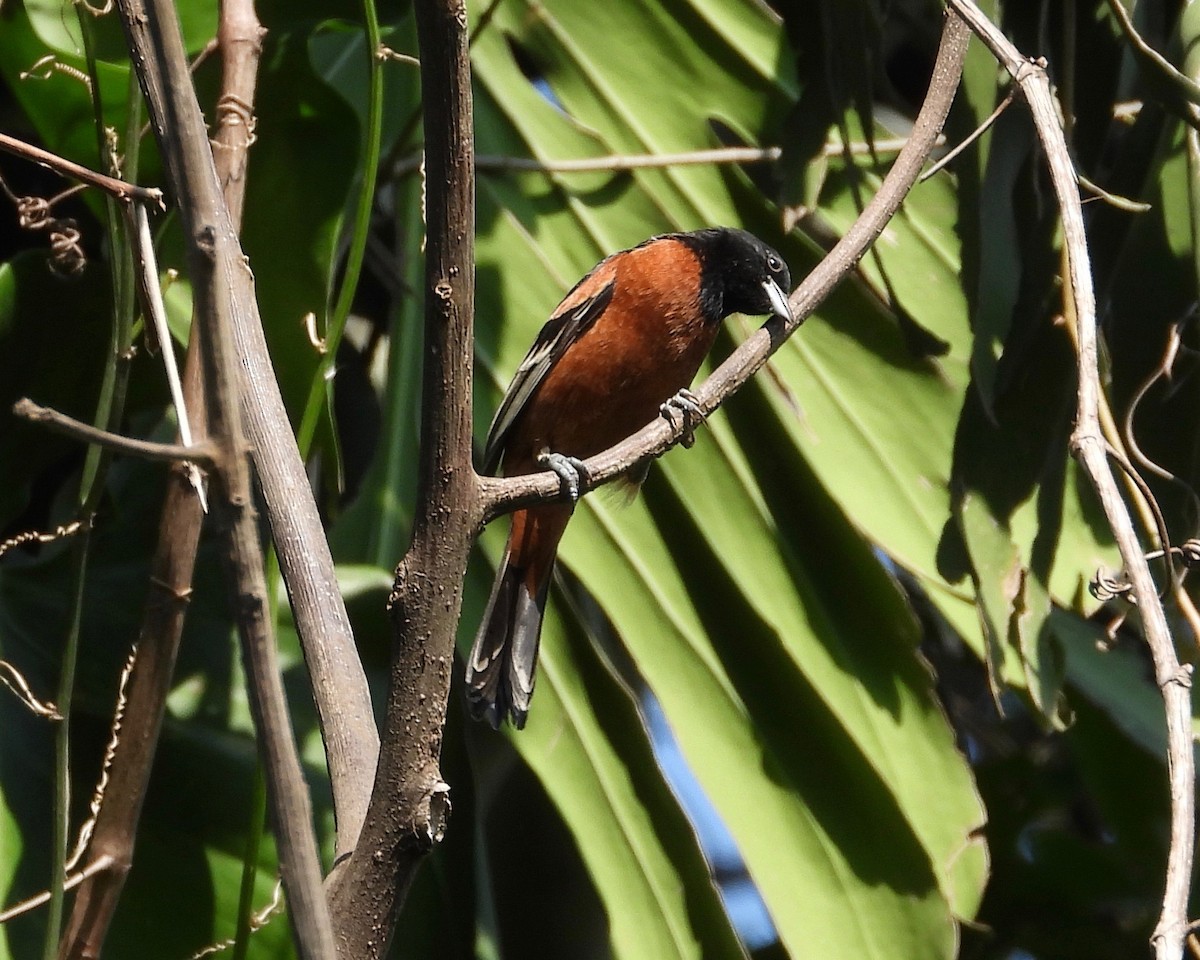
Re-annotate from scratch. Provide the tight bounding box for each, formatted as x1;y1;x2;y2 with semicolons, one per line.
1124;314;1198;493
0;132;163;206
394;138;934;179
130;201;209;507
946;2;1195;957
0;660;62;719
1104;0;1200;125
13;397;217;466
0;856;114;924
921;87;1015;181
478;145;780;172
1076;173;1152;212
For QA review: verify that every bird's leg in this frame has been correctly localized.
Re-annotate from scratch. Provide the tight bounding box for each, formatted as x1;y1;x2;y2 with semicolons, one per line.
660;388;706;449
536;451;590;504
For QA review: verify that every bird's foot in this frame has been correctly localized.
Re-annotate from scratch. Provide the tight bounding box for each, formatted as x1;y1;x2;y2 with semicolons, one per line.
660;388;706;448
537;451;590;504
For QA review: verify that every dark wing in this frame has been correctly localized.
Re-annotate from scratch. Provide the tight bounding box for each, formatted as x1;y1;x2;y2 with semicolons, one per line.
481;278;616;474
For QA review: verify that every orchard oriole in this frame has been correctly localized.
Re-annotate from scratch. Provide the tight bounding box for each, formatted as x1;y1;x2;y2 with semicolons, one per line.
468;227;793;728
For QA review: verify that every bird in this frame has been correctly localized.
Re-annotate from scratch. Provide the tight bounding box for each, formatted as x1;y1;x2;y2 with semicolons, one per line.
467;227;793;729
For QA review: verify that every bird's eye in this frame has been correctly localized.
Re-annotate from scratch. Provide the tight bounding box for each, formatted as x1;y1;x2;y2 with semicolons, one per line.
766;255;783;273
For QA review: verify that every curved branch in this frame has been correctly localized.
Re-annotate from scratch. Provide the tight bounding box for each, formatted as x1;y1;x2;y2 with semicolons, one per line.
477;11;973;524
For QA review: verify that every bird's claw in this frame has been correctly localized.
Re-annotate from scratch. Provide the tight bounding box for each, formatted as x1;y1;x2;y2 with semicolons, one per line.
660;388;706;448
537;451;589;504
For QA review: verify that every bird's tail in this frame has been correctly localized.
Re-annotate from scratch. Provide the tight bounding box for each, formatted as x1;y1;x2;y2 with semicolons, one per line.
466;553;550;729
466;506;567;729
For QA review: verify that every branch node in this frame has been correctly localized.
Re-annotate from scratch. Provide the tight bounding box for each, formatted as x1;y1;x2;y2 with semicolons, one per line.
427;782;451;843
1166;664;1194;691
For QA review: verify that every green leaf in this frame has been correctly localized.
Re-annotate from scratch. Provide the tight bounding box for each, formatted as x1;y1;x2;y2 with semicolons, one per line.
471;545;746;960
955;489;1025;699
461;1;988;955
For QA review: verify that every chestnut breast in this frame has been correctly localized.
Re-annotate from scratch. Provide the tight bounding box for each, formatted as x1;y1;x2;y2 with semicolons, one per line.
503;239;718;474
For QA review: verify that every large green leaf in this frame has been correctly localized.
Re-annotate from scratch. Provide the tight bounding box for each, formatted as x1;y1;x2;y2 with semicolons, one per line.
452;0;990;956
466;542;746;960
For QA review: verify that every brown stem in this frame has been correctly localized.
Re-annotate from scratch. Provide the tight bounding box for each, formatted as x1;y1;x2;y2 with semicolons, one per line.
55;339;208;960
211;0;265;226
327;0;475;954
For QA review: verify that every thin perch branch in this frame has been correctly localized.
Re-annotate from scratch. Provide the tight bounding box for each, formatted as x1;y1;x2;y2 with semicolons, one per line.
477;12;973;523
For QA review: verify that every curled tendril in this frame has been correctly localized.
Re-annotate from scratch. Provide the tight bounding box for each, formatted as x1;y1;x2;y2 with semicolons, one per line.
15;196;51;230
1090;539;1200;604
47;219;86;277
19;54;92;92
2;178;88;276
1090;568;1136;603
1179;539;1200;567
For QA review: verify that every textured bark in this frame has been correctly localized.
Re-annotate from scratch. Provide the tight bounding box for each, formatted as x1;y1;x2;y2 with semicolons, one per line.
327;0;476;954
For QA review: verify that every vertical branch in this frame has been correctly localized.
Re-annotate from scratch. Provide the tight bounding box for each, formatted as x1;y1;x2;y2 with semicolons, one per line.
112;0;336;956
327;0;477;953
59;4;265;955
946;3;1195;958
212;0;265;226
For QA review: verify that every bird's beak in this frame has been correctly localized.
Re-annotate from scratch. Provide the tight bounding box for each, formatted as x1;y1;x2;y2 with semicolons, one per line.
763;277;793;322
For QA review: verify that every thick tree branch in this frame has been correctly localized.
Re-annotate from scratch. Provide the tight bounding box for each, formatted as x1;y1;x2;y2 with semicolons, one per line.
327;0;475;954
945;2;1194;957
477;11;973;525
111;1;336;956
